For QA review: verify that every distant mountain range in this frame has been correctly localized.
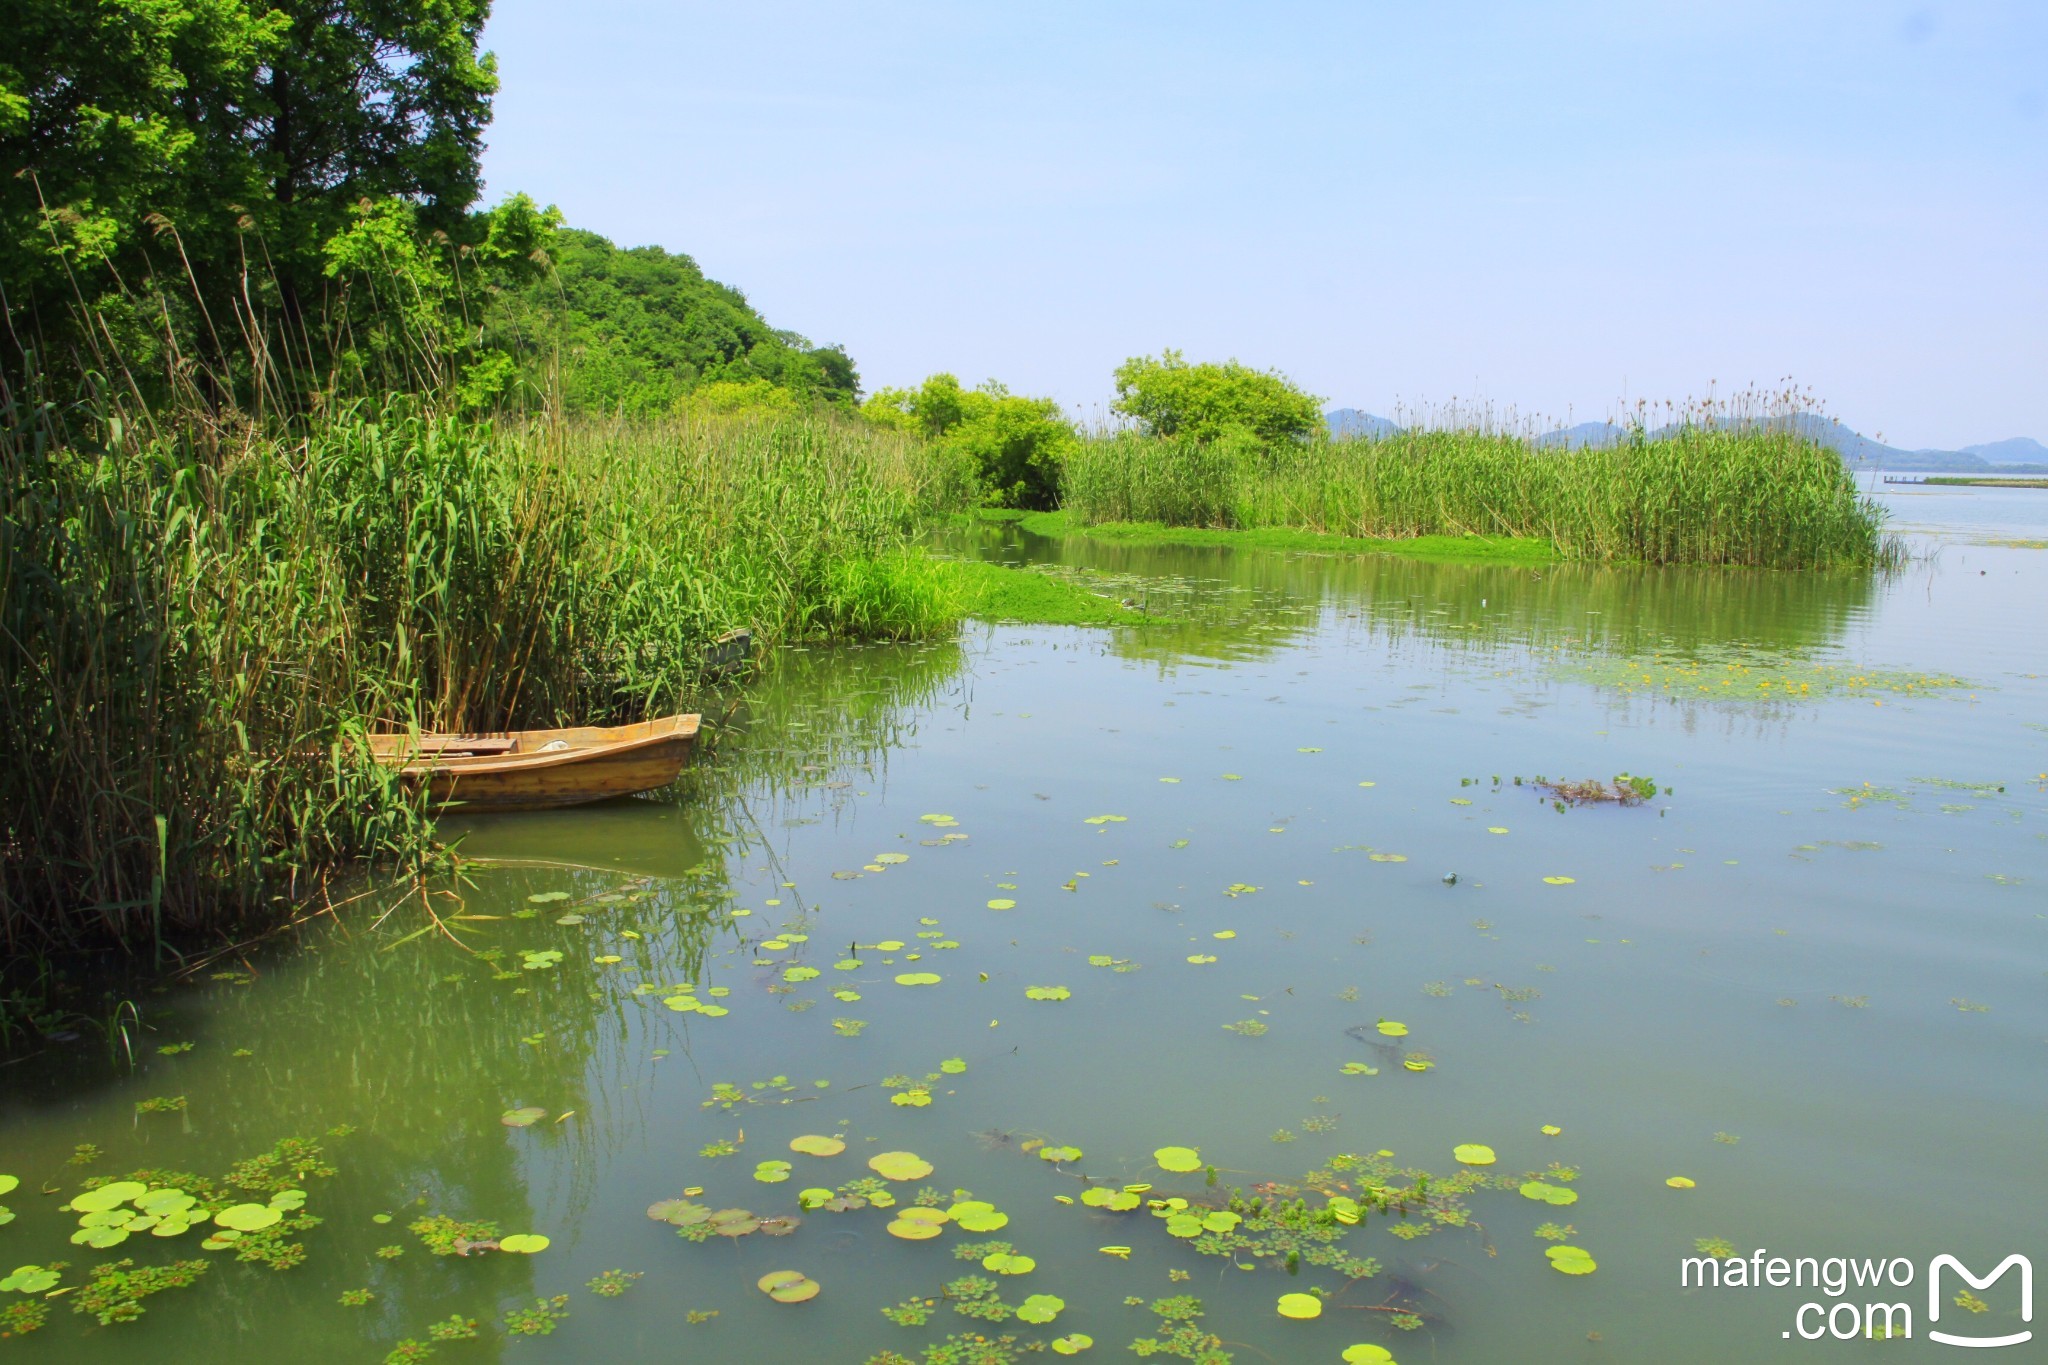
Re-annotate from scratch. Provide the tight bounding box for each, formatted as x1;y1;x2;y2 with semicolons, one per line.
1323;409;2048;473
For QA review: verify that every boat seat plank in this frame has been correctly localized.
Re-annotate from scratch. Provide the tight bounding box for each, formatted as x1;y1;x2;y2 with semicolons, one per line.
408;737;518;755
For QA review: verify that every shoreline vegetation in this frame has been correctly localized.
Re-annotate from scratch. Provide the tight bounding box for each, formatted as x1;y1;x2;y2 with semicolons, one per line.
1058;425;1904;570
0;393;1913;962
0;7;1907;967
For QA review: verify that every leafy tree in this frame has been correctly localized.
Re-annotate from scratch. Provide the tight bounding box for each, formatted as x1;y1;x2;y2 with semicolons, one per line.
1112;349;1324;447
489;229;859;417
1;0;498;386
863;374;1074;508
320;192;558;406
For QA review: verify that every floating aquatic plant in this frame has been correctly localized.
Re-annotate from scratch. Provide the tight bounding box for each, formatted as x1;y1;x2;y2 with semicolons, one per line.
1545;1245;1597;1275
758;1269;821;1303
870;1152;935;1182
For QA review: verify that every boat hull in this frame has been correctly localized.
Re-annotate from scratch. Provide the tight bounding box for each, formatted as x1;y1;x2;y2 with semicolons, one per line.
369;714;700;812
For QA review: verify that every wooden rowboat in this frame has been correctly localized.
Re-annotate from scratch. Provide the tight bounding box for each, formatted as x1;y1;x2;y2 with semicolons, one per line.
368;713;701;812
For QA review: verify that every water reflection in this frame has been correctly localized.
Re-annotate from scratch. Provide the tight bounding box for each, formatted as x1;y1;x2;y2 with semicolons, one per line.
953;520;1884;668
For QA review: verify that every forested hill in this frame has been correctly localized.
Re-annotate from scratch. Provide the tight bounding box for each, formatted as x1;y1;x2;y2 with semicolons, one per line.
500;228;859;417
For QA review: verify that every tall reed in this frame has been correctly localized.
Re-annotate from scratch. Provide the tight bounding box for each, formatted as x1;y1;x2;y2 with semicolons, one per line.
1062;426;1903;569
0;389;970;955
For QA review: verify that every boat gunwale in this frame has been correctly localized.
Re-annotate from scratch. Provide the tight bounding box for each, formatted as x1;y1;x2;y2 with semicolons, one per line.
369;714;700;779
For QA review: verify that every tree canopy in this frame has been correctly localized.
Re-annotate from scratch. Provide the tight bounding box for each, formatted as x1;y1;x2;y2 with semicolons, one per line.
2;0;497;360
1112;350;1324;447
863;374;1074;508
492;229;859;417
1;0;855;418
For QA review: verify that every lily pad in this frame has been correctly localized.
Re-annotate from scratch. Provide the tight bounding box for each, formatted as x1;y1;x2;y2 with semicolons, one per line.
1080;1188;1140;1211
1339;1062;1379;1076
986;899;1017;910
526;891;570;904
1342;1347;1397;1364
1368;852;1407;863
501;1107;547;1127
647;1199;710;1226
214;1203;282;1232
939;1057;967;1074
1037;1145;1083;1163
983;1251;1036;1275
498;1233;550;1253
894;973;942;987
869;1151;934;1182
1546;1244;1597;1275
1375;1020;1408;1037
1540;1124;1562;1136
0;1178;16;1198
754;1161;793;1183
1519;1181;1577;1205
886;1216;943;1240
69;1181;147;1214
783;966;820;983
1051;1334;1095;1355
790;1135;846;1157
1017;1293;1066;1324
1665;1176;1696;1189
136;1188;195;1216
949;1201;1010;1232
1276;1291;1322;1319
876;853;909;865
1024;986;1071;1001
1542;875;1577;886
1453;1144;1497;1166
1082;815;1128;825
0;1266;59;1294
757;1269;821;1303
709;1209;760;1237
1153;1146;1202;1173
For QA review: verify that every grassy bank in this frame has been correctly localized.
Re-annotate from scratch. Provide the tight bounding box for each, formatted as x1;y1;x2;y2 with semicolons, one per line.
990;508;1555;564
0;401;970;955
1061;427;1903;568
950;558;1175;626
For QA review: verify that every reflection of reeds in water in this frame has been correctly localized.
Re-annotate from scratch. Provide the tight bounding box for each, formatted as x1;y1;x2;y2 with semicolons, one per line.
968;518;1884;668
1063;387;1904;569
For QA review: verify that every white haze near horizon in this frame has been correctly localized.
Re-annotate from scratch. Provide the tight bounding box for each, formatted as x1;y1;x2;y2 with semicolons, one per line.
477;0;2046;450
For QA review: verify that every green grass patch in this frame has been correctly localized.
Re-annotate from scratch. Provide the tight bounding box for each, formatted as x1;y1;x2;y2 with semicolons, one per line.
949;560;1167;627
1009;509;1555;564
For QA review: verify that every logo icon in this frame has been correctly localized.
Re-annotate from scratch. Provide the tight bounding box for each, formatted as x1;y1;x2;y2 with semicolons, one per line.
1928;1254;2032;1349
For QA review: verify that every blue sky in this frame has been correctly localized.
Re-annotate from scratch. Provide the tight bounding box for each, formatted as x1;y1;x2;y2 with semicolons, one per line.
478;1;2045;448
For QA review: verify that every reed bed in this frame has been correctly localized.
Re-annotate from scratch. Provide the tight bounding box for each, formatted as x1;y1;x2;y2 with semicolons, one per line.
1062;426;1903;568
0;396;970;955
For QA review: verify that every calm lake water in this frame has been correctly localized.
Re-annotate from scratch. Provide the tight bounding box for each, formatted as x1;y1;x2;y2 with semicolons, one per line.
2;484;2042;1362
